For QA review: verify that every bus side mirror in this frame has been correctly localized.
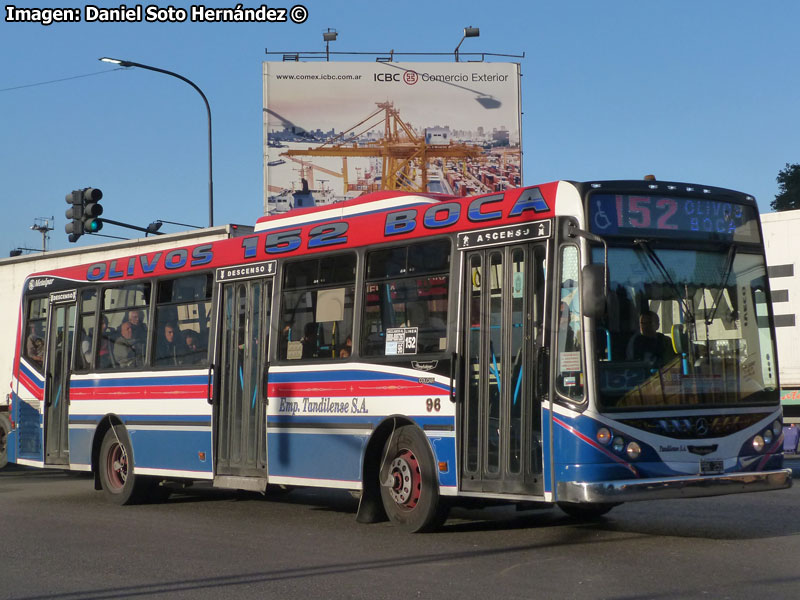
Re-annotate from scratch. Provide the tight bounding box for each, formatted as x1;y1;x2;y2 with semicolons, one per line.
581;264;607;320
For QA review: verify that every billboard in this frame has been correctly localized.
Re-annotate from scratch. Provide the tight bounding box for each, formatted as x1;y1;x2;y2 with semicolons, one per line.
262;61;522;215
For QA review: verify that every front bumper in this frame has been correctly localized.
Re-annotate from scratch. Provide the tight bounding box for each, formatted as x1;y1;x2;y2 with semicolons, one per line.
557;468;792;503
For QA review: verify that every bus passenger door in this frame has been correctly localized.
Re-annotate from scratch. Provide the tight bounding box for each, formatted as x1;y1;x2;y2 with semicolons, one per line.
43;294;77;466
214;277;271;489
460;244;545;495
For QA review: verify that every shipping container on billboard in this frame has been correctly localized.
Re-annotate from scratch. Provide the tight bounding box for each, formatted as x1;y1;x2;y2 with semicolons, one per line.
262;61;522;215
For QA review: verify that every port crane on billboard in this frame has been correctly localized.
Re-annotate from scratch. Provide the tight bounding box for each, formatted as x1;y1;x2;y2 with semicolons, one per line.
281;102;485;195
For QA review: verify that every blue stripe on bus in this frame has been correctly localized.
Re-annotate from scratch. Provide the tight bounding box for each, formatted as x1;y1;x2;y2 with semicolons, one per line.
65;417;212;472
430;436;457;487
266;414;453;427
267;432;365;481
69;427;93;466
68;414;212;425
267;422;456;487
542;406;552;495
19;361;44;387
15;397;43;461
130;429;213;474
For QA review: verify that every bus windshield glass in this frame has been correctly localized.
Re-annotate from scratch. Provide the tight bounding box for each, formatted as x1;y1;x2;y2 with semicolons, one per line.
591;244;778;411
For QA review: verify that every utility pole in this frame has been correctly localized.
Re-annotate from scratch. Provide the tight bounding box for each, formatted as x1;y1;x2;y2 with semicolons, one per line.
30;216;54;252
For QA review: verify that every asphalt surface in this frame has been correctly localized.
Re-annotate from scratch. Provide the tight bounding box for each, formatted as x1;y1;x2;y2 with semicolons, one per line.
3;461;800;599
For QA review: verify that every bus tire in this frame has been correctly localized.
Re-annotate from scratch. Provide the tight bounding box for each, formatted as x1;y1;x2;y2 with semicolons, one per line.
0;413;10;470
378;424;444;532
558;501;619;519
98;425;145;505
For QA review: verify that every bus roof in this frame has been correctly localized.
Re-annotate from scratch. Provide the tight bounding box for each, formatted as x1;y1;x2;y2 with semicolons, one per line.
21;179;758;288
24;183;560;287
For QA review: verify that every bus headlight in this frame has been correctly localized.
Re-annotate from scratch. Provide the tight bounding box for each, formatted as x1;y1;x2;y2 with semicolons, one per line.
626;441;642;459
597;428;612;445
763;429;774;445
753;435;765;452
612;436;625;453
773;420;782;437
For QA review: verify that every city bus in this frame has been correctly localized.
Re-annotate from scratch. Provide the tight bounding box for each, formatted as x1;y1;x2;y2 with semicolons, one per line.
5;179;791;531
0;224;250;470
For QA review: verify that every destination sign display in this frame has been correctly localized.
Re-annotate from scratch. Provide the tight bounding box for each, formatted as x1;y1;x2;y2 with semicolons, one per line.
588;194;760;243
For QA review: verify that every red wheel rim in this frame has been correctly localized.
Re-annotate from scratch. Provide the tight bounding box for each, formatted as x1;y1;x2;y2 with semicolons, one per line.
106;441;127;490
388;449;421;510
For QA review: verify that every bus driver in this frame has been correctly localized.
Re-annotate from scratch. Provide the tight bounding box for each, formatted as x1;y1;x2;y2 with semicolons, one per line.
626;309;676;366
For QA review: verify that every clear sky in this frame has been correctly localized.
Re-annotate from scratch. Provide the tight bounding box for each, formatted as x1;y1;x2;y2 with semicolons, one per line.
2;0;798;253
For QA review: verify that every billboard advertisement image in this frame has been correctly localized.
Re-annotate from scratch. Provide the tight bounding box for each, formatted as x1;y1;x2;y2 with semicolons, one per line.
262;61;522;214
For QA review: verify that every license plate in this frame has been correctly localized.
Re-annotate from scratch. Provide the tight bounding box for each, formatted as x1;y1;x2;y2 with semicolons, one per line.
700;460;724;475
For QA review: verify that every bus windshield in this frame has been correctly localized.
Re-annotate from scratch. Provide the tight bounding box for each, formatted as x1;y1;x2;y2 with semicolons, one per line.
591;244;779;411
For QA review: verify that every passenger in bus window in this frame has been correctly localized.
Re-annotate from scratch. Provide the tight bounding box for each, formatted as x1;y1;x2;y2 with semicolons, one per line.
339;336;352;358
155;322;180;366
179;331;204;365
81;315;113;369
96;316;114;369
626;310;676;366
25;322;44;369
114;321;144;368
126;309;147;346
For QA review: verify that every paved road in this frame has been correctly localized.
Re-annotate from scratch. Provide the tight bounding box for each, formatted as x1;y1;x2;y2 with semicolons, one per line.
3;462;800;599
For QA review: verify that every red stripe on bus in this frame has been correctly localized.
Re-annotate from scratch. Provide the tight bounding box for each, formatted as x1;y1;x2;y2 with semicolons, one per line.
69;384;207;401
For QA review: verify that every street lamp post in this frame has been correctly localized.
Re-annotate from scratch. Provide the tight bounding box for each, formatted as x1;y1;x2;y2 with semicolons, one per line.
323;28;338;61
455;26;480;62
99;57;214;227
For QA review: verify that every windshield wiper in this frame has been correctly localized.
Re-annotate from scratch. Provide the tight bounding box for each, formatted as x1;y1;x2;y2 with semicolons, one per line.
705;243;737;325
633;239;696;324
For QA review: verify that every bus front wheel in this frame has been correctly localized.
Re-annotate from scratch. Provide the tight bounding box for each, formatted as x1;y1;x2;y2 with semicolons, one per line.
98;425;146;505
379;425;445;532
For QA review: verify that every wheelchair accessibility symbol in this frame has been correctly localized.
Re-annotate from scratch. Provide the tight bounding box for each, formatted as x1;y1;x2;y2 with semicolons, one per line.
593;200;612;230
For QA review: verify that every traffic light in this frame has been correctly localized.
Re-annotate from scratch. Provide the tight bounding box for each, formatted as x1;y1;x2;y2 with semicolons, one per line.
65;190;84;242
64;188;104;242
82;188;103;233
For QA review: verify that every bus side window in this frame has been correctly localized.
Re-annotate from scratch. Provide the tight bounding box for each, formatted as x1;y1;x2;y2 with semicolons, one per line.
362;239;451;357
555;245;584;399
153;274;212;367
280;253;356;361
76;289;97;371
23;296;48;373
100;283;151;370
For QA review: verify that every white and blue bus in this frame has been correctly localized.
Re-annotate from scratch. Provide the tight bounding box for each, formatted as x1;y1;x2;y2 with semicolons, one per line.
6;179;791;531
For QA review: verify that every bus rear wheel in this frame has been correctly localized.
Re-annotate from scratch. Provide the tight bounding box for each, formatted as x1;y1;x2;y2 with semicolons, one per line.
379;425;444;532
98;425;146;505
